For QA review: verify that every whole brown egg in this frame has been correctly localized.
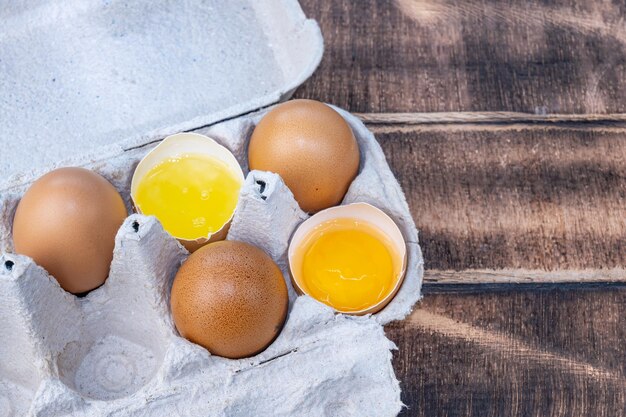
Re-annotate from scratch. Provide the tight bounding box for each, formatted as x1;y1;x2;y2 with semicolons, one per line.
248;99;360;213
12;167;127;294
170;240;288;359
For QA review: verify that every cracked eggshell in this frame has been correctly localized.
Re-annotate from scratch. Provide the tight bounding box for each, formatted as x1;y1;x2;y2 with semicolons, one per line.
288;202;407;316
130;133;244;252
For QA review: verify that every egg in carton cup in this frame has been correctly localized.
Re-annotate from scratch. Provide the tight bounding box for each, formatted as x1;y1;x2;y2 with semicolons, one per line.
0;103;423;416
130;133;245;253
288;202;408;316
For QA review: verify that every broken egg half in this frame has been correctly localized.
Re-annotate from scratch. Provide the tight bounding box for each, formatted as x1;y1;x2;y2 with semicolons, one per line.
288;202;407;315
131;133;244;252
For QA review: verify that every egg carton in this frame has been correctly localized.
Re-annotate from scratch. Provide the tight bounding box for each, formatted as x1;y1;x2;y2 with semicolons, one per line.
0;106;424;417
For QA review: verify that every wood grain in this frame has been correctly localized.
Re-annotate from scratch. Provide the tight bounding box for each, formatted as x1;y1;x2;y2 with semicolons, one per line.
296;0;626;114
373;123;626;272
294;1;626;415
386;288;626;416
373;122;626;414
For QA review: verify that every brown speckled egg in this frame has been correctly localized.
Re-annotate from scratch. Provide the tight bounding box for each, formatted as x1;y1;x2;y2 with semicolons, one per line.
12;167;127;294
170;240;288;359
248;99;360;213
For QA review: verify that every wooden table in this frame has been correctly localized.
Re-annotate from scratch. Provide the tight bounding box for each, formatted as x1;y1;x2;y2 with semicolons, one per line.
294;1;626;415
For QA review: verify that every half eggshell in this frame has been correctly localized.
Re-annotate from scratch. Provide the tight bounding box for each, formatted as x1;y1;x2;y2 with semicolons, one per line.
288;202;407;315
130;133;244;252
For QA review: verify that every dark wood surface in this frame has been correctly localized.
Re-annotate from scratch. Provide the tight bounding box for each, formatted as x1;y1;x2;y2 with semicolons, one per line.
386;288;626;417
375;124;626;273
295;1;626;415
297;0;626;115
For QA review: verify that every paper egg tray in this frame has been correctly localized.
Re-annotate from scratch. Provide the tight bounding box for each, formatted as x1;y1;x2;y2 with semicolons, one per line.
0;106;424;417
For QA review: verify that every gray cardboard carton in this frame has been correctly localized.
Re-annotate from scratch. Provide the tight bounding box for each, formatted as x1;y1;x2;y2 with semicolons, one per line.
0;2;423;416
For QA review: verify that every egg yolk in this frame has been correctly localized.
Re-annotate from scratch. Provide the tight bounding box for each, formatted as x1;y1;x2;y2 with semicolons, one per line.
134;154;242;240
298;218;399;312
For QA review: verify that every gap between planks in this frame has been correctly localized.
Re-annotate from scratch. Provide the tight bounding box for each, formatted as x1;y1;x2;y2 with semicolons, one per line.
355;111;626;125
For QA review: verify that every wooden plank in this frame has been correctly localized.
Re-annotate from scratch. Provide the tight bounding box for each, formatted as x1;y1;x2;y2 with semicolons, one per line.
372;123;626;273
424;269;626;285
296;0;626;114
385;288;626;416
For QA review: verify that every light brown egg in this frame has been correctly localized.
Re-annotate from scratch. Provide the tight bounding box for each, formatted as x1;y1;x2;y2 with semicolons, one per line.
12;167;127;294
171;240;288;359
248;99;360;213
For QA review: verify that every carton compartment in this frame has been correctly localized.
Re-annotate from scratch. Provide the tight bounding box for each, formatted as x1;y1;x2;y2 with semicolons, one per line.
0;251;83;416
57;335;159;401
55;216;186;401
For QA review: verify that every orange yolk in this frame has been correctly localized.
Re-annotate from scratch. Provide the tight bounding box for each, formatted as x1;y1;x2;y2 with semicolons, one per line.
296;218;400;312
